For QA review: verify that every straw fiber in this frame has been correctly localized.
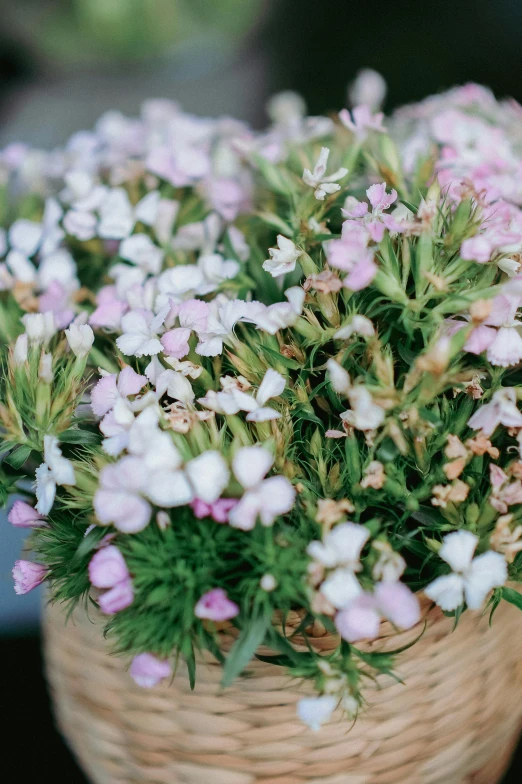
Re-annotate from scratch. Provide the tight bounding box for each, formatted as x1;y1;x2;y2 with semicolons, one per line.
43;594;522;784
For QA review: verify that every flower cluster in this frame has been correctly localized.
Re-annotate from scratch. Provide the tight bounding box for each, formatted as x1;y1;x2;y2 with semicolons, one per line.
2;74;522;731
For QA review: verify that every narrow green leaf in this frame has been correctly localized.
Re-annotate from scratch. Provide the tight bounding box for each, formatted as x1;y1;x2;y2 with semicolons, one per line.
501;586;522;611
4;444;32;469
221;616;268;687
59;429;101;445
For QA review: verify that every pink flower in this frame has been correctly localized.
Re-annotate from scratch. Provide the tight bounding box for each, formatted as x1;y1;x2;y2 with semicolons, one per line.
342;183;399;243
468;387;522;436
98;578;134;614
339;105;386;141
460;235;493;263
13;560;48;595
194;588;240;621
8;500;47;528
89;545;129;588
335;582;420;642
374;581;421;629
160;328;191;358
191;498;238;523
89;286;127;330
130;653;172;688
91;366;148;417
206;178;251;222
39;281;75;329
343;256;378;291
335;594;381;642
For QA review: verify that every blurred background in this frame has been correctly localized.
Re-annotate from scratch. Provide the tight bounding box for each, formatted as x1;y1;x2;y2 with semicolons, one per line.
1;0;522;780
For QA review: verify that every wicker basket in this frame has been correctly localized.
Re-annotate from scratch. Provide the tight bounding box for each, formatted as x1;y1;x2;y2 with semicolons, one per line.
43;594;522;784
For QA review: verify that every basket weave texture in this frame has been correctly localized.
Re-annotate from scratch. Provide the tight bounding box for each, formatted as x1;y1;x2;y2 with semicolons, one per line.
43;595;522;784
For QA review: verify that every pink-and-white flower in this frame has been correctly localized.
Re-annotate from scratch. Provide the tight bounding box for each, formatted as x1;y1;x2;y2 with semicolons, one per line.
467;387;522;436
228;445;295;530
302;147;348;200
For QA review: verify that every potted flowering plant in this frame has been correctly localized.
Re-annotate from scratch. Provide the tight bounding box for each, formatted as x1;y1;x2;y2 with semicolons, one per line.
2;75;522;783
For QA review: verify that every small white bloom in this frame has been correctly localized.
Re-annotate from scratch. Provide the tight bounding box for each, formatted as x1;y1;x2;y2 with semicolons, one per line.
320;567;362;609
467;388;522;437
116;307;168;357
297;695;337;731
308;522;370;570
98;188;135;239
39;353;54;383
119;234;164;275
262;235;302;278
302;147;348;200
65;323;94;358
326;359;351;396
334;315;375;340
260;574;278;591
425;531;507;611
6;250;37;283
185;451;230;503
229;445;295;530
341;386;385;431
35;435;76;515
8;219;43;256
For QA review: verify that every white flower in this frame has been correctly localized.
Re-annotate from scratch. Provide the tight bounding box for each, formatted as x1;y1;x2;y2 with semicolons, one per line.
425;531;507;611
246;287;305;335
320;567;362;609
199;368;285;422
297;695;337;731
302;147;348;200
65;323;94;358
98;188;135;239
119;234;164;275
35;435;76;515
6;250;37;283
197;253;239;294
341;386;385;431
229;445;295;530
467;388;522;437
8;219;43;256
334;315;375;340
326;359;351;396
307;522;370;570
116;307;168;357
262;235;302;278
185;451;230;503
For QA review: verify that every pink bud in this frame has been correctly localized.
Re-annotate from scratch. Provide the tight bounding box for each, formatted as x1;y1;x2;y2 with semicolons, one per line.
194;588;240;622
13;560;48;595
130;653;172;688
8;500;47;528
98;578;134;614
89;545;129;588
335;595;381;642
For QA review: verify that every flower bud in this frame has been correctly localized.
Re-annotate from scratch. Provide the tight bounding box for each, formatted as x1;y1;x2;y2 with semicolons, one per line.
8;500;47;528
260;574;278;592
13;560;48;594
22;312;56;345
13;333;28;365
130;653;172;688
65;323;95;358
39;352;54;383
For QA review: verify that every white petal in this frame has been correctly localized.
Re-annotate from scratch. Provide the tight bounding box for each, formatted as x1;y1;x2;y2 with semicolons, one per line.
326;359;351;395
439;530;478;572
185;451;230;503
327;523;370;566
246;407;281;422
256;368;286;406
297;695;337;731
257;476;295;525
320;568;362;610
464;551;507;610
35;463;56;515
232;445;274;489
146;470;193;507
228;491;262;530
424;574;465;611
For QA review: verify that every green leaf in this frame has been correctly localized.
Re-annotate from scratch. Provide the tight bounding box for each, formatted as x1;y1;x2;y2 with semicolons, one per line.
184;640;196;690
262;345;301;370
501;586;522;611
4;444;32;469
221;616;268;687
59;429;101;445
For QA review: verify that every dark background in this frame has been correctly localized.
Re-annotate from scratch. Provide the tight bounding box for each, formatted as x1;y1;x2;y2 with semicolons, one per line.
2;0;522;780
